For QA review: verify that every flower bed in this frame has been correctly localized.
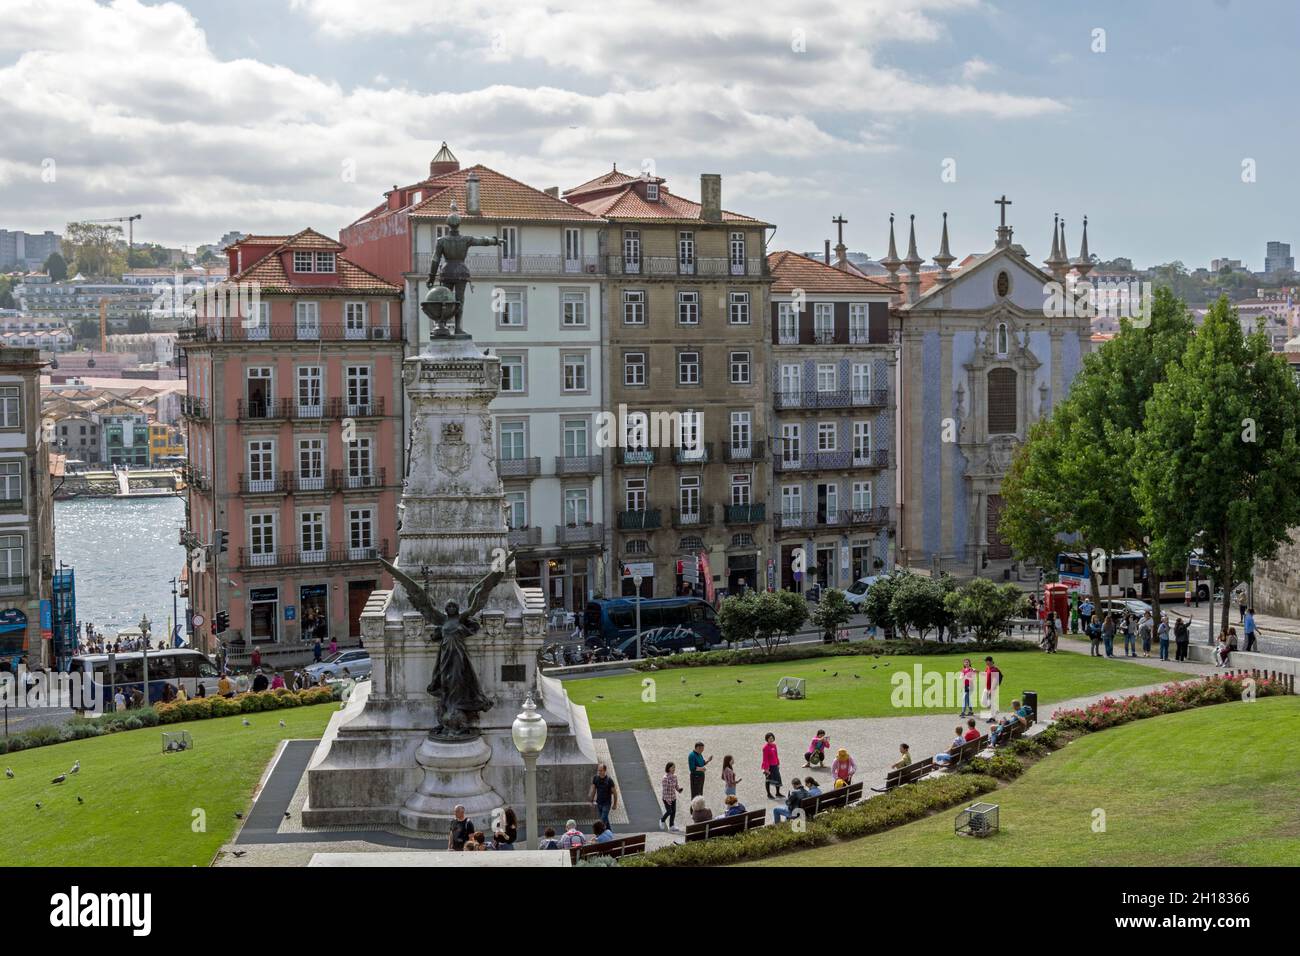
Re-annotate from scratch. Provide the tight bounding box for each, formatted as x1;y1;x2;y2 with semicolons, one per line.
1051;674;1289;734
630;638;1039;671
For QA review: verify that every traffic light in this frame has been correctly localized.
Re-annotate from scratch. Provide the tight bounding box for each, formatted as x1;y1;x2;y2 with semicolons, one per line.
214;610;229;634
215;529;229;555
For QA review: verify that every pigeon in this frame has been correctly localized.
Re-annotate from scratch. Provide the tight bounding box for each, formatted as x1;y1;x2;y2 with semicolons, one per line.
594;695;604;700
680;677;687;684
736;679;743;684
70;760;80;774
872;665;877;669
232;850;247;858
4;767;12;778
283;810;291;818
242;718;251;726
693;693;702;698
77;796;84;804
234;811;243;819
853;674;861;679
831;672;838;678
35;802;41;810
278;720;286;728
51;774;66;785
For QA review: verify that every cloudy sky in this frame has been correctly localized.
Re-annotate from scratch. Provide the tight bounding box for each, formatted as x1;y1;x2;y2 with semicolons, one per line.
3;0;1297;268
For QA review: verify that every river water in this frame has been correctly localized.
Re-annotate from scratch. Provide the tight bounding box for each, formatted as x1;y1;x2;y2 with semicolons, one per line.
54;496;188;641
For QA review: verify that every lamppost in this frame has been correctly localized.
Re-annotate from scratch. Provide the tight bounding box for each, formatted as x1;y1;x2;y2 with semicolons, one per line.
139;612;151;703
171;577;179;648
510;692;548;848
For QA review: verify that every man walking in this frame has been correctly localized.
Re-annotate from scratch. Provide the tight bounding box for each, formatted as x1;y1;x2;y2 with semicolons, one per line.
1243;607;1259;652
687;741;711;799
588;762;618;827
1079;596;1094;633
982;657;1002;718
1157;614;1171;661
959;659;976;716
1138;610;1153;657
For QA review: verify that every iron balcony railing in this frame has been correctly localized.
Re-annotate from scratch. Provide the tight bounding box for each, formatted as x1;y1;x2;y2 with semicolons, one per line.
776;508;891;531
499;456;541;477
619;447;658;466
556;523;603;545
180;396;209;420
332;468;387;491
238;540;388;571
236;399;288;421
618;508;662;530
671;505;715;529
606;256;766;277
238;473;288;495
507;526;542;547
723;439;766;462
179;322;400;344
774;387;890;410
775;448;892;472
414;253;603;277
673;442;712;465
724;503;766;525
554;454;603;476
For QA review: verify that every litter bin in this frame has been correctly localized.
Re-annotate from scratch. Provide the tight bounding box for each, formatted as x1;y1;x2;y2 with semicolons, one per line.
1022;690;1038;722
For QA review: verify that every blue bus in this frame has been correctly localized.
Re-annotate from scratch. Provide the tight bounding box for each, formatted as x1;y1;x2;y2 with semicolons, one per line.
583;597;722;650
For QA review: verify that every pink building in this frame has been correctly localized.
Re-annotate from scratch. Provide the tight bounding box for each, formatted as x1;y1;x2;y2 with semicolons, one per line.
179;230;402;653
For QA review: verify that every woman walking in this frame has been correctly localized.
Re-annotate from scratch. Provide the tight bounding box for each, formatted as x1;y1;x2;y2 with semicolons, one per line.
659;762;683;832
761;732;783;800
721;754;741;799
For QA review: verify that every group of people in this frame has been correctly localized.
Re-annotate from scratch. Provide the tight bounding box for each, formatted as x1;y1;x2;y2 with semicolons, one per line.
213;667;330;698
448;805;523;851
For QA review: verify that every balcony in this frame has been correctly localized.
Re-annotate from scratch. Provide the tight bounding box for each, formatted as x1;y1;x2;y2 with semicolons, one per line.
414;252;603;277
671;505;715;529
775;508;891;532
843;506;892;529
236;399;288;422
776;450;852;472
291;472;330;494
238;473;288;495
554;454;602;476
618;508;662;530
777;332;799;345
852;448;893;470
724;503;766;525
237;540;389;571
180;396;209;420
813;329;836;345
606;256;766;277
619;447;658;466
332;468;387;491
773;388;890;410
339;397;386;418
556;523;603;546
498;456;541;478
181;465;211;492
0;574;29;594
724;439;766;462
673;442;712;465
179;322;401;344
507;526;542;548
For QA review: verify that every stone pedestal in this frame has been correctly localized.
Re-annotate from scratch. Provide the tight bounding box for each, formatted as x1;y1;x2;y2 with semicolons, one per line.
397;735;502;831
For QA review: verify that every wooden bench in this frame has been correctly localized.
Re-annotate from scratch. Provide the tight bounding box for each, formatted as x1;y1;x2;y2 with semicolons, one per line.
569;832;646;863
684;808;766;842
990;717;1033;747
873;757;937;792
797;781;864;817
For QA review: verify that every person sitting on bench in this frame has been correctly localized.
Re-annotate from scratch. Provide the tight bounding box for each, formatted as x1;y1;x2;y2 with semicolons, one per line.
803;730;830;767
1215;633;1232;668
934;726;966;766
963;717;981;742
723;794;748;817
891;743;912;769
989;700;1030;745
803;776;822;797
772;778;808;823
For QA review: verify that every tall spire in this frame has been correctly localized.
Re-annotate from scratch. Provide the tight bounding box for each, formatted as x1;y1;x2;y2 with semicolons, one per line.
933;212;955;283
880;213;902;297
1045;212;1066;279
1074;215;1093;279
902;214;923;304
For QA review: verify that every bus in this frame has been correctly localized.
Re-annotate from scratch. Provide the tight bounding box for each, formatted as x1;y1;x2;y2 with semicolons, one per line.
69;648;222;709
583;597;722;650
1056;551;1210;602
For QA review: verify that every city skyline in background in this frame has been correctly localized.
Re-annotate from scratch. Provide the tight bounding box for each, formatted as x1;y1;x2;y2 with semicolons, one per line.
2;0;1298;269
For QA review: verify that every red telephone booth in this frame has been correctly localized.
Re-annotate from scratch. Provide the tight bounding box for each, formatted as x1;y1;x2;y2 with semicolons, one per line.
1043;583;1070;627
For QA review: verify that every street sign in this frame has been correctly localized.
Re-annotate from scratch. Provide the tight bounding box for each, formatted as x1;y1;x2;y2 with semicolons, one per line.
191;613;205;628
633;575;643;587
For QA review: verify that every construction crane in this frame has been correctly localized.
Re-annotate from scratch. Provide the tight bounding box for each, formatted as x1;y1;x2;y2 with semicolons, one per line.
86;213;143;266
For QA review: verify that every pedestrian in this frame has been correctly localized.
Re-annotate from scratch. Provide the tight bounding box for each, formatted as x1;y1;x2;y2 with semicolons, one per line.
251;668;269;692
1139;610;1153;657
250;646;262;670
723;794;748;817
803;729;830;767
687;741;711;799
1102;612;1116;658
313;637;323;663
721;754;741;798
959;658;976;715
1243;607;1259;652
499;806;518;845
1157;614;1171;661
772;778;807;824
1122;612;1136;657
447;805;473;851
1087;615;1102;656
659;762;683;832
113;688;126;712
1233;583;1247;624
890;743;912;770
982;657;1002;717
328;636;338;657
270;672;285;690
588;762;618;828
1174;617;1190;662
1041;613;1058;653
761;732;783;799
829;748;856;786
538;827;560;850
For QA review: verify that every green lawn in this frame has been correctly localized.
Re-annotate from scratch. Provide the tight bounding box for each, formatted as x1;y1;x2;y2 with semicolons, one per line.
0;705;334;867
751;695;1300;866
576;652;1194;731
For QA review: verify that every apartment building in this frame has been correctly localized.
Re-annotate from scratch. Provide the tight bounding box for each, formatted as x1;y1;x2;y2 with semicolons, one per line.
563;168;772;598
0;347;54;668
342;145;607;611
767;251;898;590
179;230;402;652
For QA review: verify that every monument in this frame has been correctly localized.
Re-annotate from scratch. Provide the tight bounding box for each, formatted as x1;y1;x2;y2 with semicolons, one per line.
302;203;598;830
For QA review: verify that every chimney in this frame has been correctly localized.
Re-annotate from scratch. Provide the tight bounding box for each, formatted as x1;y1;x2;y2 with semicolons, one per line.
825;239;832;265
700;173;722;222
386;187;401;211
545;186;560;198
466;171;481;216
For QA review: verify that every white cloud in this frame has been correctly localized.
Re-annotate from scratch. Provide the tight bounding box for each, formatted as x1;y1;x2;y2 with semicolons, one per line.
961;57;996;82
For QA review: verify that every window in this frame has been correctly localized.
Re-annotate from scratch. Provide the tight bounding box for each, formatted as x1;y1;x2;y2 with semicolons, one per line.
564;488;590;525
646;183;659;201
500;422;526;461
496;288;525;327
988;367;1018;434
853;481;872;511
852;362;871;399
561;290;588;327
247;440;275;489
0;461;21;501
678;475;701;522
500;354;526;393
297;366;323;416
780;423;801;466
344;302;368;339
817;422;837;452
820;484;839;522
996;322;1010;355
853;422;871;463
248;514;276;566
297;438;325;490
293;251;314;273
729;232;746;272
677;290;699;325
346;365;372;414
781;485;803;517
678;351;700;385
504;491;527;529
622;290;645;325
0;533;21;587
729;291;750;325
624;352;646;386
678;231;695;272
348;509;374;555
729;350;751;385
731;473;751;506
0;387;20;428
625;477;647;512
678;411;703;458
562;353;588;392
348;438;373;483
814;303;834;342
314;252;336;273
563;420;589;458
996;270;1010;297
623;230;641;271
816;363;836;392
295;301;319;340
563;228;582;270
730;411;752;453
774;307;797;349
247;300;270;340
500;227;518;267
626;538;649;554
299;511;326;560
849;304;868;342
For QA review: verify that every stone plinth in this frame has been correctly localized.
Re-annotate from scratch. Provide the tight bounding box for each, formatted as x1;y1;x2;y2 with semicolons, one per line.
398;734;501;831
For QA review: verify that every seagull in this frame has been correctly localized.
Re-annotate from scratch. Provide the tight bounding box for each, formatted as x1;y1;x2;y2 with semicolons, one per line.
70;760;80;774
242;718;251;726
51;774;66;785
278;720;286;728
283;810;291;818
4;767;12;778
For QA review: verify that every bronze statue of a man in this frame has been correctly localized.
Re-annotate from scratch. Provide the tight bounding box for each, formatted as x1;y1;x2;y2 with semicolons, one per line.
427;202;501;338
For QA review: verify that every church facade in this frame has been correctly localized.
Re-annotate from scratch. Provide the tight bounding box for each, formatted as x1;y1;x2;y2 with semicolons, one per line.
890;206;1094;572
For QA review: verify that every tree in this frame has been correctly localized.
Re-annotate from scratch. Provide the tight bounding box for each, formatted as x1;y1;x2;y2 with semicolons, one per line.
127;315;151;334
889;573;949;640
63;221;126;278
718;589;808;655
944;578;1024;643
0;276;15;310
43;251;68;281
861;567;909;636
810;588;853;644
1137;295;1300;637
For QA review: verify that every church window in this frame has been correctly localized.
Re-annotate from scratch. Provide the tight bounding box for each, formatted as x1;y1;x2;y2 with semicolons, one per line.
987;368;1017;435
996;270;1010;297
996;322;1009;355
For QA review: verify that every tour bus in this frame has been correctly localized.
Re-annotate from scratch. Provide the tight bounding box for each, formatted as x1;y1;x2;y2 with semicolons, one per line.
1056;551;1210;602
69;648;222;709
583;597;723;651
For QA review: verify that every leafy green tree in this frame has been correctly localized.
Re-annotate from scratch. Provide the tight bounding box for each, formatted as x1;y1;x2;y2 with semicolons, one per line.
43;251;68;281
810;588;853;644
64;221;126;277
889;573;949;640
718;589;807;655
944;578;1024;643
862;567;909;635
1137;296;1300;636
0;276;15;310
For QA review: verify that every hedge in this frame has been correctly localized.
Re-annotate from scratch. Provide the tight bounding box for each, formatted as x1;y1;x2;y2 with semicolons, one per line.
621;774;997;867
631;638;1039;671
1051;674;1290;734
961;753;1025;780
0;686;340;755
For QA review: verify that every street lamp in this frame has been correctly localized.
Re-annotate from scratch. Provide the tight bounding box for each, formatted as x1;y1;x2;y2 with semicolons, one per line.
139;612;152;704
510;692;548;848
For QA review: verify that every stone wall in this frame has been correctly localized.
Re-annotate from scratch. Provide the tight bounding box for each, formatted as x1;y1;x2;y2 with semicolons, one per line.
1252;529;1300;619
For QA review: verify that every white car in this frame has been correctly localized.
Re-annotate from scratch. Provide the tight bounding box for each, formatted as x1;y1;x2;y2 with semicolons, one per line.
305;649;371;681
844;576;882;609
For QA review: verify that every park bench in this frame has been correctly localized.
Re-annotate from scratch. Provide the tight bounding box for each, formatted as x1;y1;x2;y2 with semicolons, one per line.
990;716;1034;747
569;832;646;863
872;757;937;792
797;781;864;817
684;808;766;842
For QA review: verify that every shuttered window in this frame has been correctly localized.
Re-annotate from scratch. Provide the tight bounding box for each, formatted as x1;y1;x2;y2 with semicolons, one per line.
987;368;1017;434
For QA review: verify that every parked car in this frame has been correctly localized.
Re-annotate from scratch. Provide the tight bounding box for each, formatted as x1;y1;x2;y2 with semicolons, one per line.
1096;598;1152;619
844;575;882;609
304;649;371;681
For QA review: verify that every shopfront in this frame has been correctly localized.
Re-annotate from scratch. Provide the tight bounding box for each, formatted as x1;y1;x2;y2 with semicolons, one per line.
299;583;328;642
248;586;278;643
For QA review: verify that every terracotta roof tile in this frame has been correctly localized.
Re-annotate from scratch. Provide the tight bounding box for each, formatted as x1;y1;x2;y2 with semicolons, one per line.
408;165;604;223
568;179;769;226
767;251;898;295
230;248;400;295
563;168;641;198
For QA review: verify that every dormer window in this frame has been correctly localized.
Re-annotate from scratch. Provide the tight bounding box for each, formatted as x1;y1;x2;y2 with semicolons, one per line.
293;251;336;273
314;252;336;273
293;251;314;273
646;182;659;201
